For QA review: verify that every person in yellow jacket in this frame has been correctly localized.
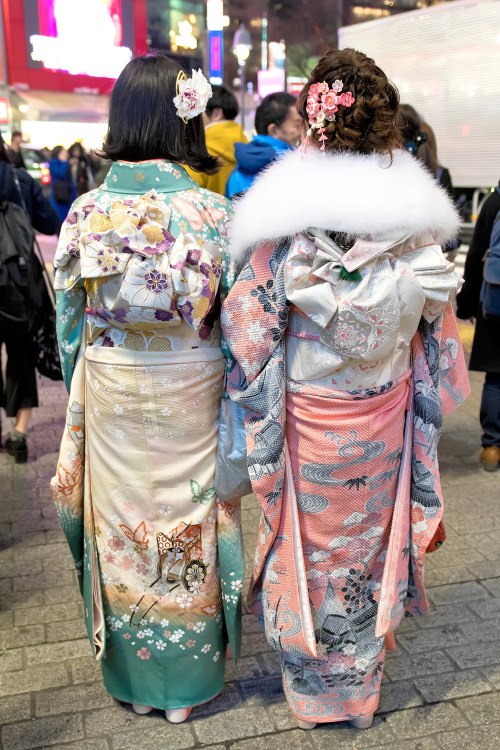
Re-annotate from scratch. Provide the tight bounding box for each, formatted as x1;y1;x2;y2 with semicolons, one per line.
186;85;247;196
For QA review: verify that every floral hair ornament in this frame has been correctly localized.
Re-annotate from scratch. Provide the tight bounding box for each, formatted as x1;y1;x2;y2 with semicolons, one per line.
301;79;355;154
174;69;213;124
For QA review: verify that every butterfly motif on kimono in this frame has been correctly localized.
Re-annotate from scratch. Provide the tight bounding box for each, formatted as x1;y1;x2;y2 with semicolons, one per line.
218;499;236;518
119;521;149;551
201;603;220;618
55;463;83;498
190;480;216;505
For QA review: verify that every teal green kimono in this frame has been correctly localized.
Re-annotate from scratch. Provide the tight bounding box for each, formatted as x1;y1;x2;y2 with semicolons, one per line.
50;160;244;710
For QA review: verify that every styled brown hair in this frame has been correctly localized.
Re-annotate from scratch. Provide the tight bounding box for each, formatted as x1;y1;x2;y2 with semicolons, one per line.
297;48;403;156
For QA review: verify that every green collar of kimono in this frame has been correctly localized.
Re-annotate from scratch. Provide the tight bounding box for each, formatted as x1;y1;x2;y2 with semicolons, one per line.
101;159;196;194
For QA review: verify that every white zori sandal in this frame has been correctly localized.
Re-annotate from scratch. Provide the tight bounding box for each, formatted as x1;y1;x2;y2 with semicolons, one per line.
295;712;375;731
350;714;375;729
295;718;317;730
165;707;193;723
132;704;153;715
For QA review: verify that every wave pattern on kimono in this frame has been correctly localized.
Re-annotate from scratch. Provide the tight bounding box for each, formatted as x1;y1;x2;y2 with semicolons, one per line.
50;160;244;710
222;237;469;722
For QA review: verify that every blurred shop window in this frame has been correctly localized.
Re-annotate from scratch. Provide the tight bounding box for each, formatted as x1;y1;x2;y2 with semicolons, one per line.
146;0;205;57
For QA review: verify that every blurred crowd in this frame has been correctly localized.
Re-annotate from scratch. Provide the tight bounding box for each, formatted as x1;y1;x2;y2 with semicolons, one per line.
6;85;459;223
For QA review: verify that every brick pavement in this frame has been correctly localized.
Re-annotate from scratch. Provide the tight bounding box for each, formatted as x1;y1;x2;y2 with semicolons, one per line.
1;322;499;750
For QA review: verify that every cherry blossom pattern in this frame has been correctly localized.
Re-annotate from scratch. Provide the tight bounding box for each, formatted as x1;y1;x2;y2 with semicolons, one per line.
137;647;151;659
109;536;124;551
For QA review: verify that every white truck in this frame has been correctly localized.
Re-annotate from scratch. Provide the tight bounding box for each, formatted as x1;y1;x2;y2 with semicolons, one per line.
339;0;500;212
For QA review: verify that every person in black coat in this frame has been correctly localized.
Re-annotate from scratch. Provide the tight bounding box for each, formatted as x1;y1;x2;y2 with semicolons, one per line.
0;134;61;463
456;184;500;471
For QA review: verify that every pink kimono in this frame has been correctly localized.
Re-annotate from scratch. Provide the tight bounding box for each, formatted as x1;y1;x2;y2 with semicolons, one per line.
221;148;470;723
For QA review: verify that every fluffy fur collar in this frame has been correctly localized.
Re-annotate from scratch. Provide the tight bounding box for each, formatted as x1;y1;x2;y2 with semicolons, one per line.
229;149;461;259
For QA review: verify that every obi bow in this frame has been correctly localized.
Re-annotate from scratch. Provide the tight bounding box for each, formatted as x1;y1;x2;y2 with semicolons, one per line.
56;191;223;332
284;228;401;330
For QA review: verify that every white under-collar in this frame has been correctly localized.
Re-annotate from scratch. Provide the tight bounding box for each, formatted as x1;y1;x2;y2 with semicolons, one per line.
229;148;461;260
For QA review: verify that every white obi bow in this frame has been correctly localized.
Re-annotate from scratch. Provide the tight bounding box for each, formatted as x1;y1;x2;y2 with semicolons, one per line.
284;228;423;362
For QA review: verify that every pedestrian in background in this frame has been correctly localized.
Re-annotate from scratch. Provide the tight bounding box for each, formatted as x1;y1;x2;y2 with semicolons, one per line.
0;134;60;462
456;184;500;471
225;92;302;199
69;142;93;197
398;104;459;260
7;131;25;169
49;146;75;222
186;84;247;196
222;47;468;730
51;55;243;723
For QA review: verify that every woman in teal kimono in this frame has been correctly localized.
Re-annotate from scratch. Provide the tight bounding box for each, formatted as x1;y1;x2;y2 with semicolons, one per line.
50;55;244;723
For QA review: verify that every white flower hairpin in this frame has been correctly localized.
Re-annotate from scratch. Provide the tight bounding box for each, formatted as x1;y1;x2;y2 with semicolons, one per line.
173;69;213;124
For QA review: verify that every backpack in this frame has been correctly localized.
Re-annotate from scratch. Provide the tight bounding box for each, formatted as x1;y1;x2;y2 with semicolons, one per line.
0;198;44;336
480;186;500;320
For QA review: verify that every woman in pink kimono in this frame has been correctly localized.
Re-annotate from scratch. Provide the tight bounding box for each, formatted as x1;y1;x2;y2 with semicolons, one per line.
221;48;469;730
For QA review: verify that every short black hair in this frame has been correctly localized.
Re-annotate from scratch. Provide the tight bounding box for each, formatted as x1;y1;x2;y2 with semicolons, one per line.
102;55;219;174
255;92;296;136
206;85;239;121
11;131;22;139
51;145;65;160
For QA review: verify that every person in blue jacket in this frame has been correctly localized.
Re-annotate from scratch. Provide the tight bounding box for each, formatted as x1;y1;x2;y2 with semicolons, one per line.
49;145;76;222
226;92;303;199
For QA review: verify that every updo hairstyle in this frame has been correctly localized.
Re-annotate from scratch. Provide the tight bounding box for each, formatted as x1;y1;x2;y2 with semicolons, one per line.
297;48;403;156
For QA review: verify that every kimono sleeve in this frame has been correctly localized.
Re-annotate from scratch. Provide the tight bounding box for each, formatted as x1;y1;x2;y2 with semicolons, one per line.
402;243;464;323
213;199;238;367
53;200;86;392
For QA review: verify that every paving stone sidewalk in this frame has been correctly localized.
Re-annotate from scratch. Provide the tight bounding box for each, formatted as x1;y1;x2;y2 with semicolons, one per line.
1;322;499;750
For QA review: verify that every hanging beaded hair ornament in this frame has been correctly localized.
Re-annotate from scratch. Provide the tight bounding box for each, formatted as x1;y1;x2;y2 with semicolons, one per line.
300;79;355;154
173;69;213;124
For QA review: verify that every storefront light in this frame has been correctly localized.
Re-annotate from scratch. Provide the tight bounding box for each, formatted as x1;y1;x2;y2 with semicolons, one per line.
175;21;198;50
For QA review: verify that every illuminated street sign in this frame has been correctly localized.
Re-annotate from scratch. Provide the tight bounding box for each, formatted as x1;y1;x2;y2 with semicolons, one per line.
207;0;224;85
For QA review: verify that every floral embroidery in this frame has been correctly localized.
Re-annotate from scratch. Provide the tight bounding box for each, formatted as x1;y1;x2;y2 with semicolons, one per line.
109;536;125;551
175;592;193;608
169;629;185;643
137;647;151;659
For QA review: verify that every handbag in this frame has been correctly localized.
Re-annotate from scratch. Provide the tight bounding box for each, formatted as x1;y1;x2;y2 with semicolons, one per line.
53;180;71;204
32;238;63;381
214;395;252;502
426;520;446;553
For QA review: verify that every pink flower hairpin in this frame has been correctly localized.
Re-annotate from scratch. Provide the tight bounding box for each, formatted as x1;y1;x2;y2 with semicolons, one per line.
301;79;355;155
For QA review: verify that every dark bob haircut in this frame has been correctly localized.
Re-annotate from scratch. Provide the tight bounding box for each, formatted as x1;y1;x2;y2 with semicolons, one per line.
102;55;219;174
255;92;296;136
206;85;239;121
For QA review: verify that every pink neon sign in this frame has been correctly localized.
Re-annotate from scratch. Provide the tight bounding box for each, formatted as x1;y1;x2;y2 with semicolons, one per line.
30;0;132;80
